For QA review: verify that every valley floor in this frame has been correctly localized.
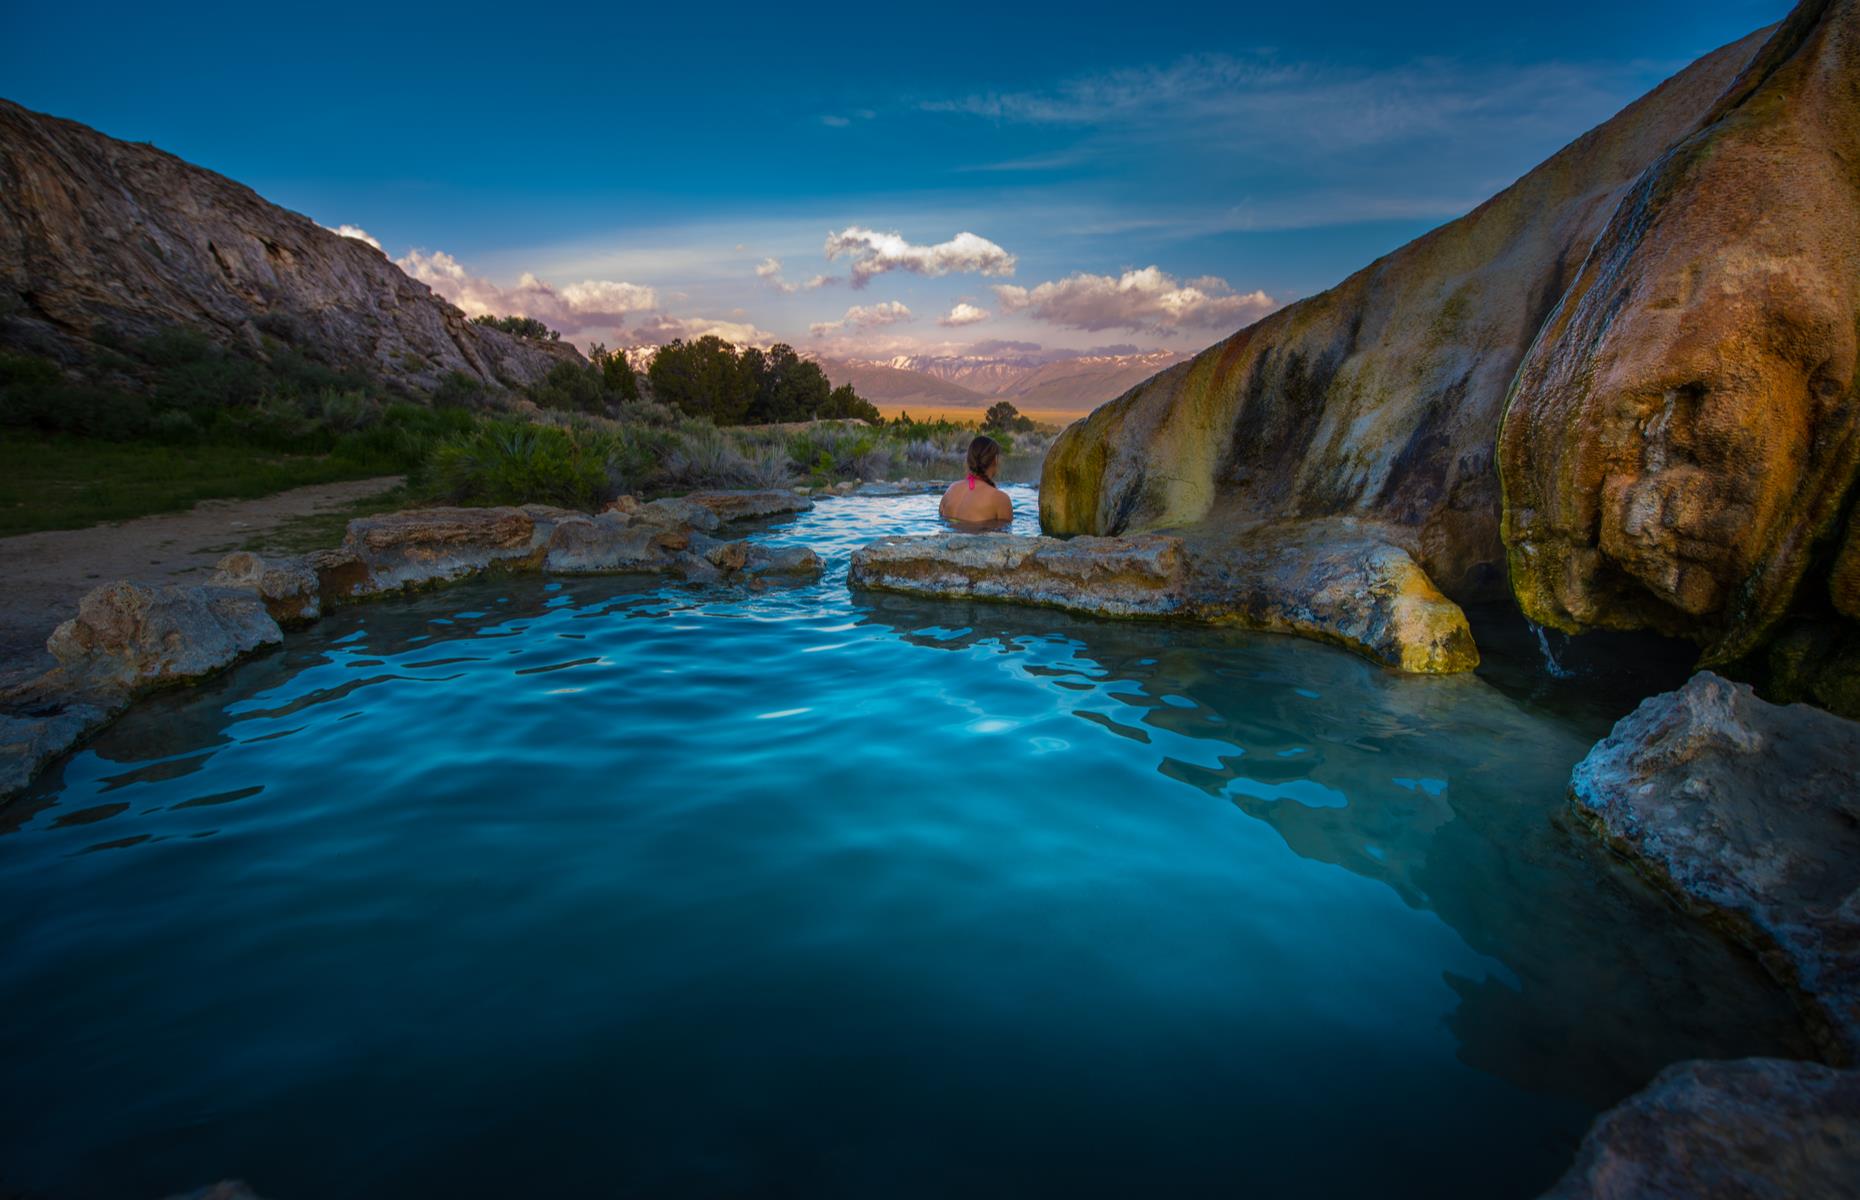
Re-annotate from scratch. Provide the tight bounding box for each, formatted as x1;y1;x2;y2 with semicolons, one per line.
0;475;404;680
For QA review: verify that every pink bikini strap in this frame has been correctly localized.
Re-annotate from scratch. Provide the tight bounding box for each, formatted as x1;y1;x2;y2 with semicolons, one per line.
966;473;977;490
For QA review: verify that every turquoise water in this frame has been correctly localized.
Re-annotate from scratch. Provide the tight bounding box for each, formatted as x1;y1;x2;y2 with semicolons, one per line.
0;486;1811;1199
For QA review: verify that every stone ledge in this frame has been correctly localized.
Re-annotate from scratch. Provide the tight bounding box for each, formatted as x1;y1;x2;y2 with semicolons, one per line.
1541;1058;1860;1199
848;521;1479;674
1571;672;1860;1061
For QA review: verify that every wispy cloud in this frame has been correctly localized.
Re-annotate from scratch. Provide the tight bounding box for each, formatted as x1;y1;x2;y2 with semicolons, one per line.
995;267;1274;333
823;227;1017;288
755;256;837;294
809;300;914;337
920;52;1651;158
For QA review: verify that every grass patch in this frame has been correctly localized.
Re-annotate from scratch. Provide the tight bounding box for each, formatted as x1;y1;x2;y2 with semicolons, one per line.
0;434;402;538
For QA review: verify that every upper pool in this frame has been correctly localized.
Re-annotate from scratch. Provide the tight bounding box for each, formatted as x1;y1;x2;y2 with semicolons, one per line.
0;486;1811;1199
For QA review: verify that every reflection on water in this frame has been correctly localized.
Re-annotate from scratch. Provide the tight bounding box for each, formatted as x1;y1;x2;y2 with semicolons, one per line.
0;486;1811;1200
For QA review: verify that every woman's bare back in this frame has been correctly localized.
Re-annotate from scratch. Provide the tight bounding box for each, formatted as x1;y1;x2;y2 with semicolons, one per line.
940;476;1012;526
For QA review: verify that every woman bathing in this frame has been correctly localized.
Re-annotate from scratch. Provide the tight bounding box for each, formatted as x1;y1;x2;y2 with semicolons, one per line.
939;435;1013;529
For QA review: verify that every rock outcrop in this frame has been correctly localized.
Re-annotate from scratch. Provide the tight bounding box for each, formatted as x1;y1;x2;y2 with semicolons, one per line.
1541;1057;1860;1200
851;533;1189;619
0;99;580;393
46;580;282;691
1570;672;1860;1060
849;524;1478;673
1039;2;1860;679
1502;2;1860;665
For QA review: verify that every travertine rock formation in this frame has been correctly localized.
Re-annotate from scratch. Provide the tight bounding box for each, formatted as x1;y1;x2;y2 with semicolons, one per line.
0;99;581;393
1041;1;1860;679
1541;1058;1860;1200
849;524;1478;673
1570;671;1860;1061
1502;1;1860;664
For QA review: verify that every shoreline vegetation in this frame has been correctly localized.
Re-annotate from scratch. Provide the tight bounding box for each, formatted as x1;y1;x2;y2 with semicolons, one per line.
0;324;1059;538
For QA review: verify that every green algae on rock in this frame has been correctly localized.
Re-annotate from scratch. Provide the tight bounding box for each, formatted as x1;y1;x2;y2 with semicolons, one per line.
1500;1;1860;666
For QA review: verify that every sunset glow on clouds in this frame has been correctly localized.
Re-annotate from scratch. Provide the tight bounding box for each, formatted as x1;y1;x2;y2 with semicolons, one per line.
201;1;1788;363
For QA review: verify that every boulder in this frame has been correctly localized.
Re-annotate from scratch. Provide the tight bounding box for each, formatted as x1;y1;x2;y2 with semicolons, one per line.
850;533;1189;619
45;581;282;691
1570;672;1860;1059
544;512;690;574
209;551;320;624
681;489;814;522
341;506;544;592
1541;1058;1860;1200
1185;521;1479;673
632;497;721;533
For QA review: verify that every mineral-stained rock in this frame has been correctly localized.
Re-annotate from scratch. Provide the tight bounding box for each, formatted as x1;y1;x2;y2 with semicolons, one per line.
209;551;321;624
1185;521;1480;673
46;581;282;691
632;497;721;533
739;543;822;577
1541;1058;1860;1200
0;99;580;392
1038;5;1860;677
1038;23;1771;600
850;532;1189;619
1570;672;1860;1059
682;489;814;522
1833;518;1860;622
342;506;544;592
849;526;1478;673
1501;3;1860;661
543;512;688;574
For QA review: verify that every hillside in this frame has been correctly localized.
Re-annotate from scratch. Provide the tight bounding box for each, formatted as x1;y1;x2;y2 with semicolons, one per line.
0;99;579;394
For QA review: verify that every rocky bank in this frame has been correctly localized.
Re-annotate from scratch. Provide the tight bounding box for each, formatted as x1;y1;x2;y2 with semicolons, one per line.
0;489;821;802
0;99;581;393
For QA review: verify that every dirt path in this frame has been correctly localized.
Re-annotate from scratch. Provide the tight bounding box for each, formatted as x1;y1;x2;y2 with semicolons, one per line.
0;476;404;679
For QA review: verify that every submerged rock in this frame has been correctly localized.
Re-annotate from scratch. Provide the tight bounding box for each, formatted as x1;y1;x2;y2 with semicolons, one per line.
850;533;1189;619
46;581;282;691
848;525;1477;673
1571;672;1860;1059
1541;1057;1860;1200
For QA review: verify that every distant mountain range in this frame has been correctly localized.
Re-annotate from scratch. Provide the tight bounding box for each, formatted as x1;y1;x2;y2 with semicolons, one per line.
815;349;1190;413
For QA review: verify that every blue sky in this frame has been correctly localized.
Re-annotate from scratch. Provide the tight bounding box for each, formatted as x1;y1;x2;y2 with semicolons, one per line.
3;0;1793;359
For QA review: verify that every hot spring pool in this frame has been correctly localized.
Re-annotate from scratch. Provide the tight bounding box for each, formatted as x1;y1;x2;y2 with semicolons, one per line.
0;486;1812;1198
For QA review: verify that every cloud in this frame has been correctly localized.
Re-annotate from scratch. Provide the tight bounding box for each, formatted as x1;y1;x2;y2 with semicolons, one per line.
629;313;775;347
397;249;657;335
994;266;1274;332
809;301;914;337
756;256;837;294
939;302;991;327
920;53;1648;158
818;109;875;128
823;226;1016;288
323;223;383;251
